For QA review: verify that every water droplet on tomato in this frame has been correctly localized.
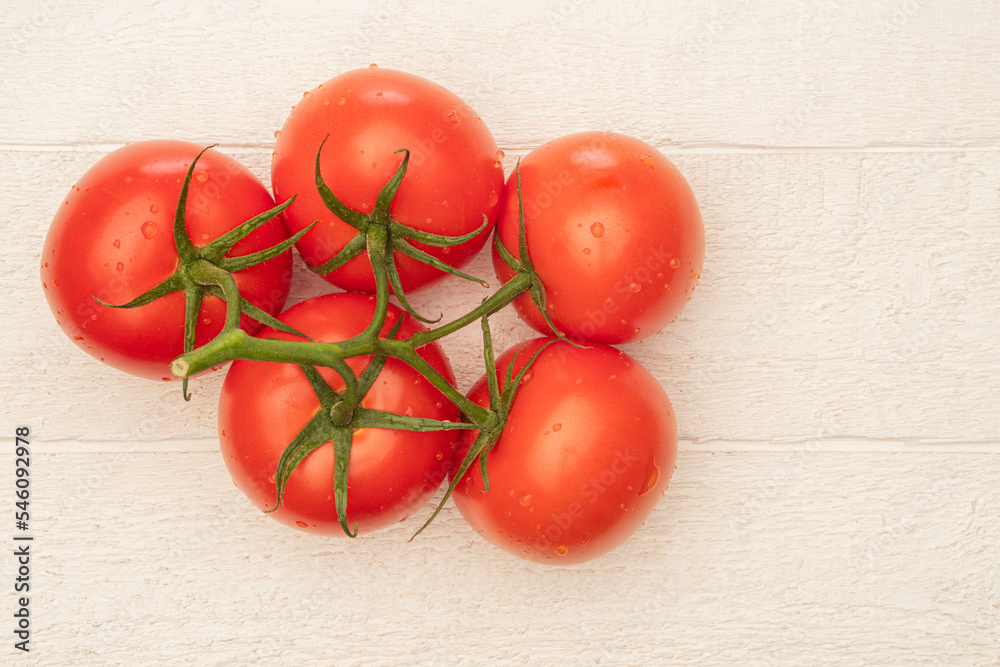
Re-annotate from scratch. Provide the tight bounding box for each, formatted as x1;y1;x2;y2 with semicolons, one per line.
519;494;532;507
628;282;641;293
323;100;330;106
296;521;308;528
116;262;124;271
327;495;333;501
149;204;159;214
141;221;158;239
52;278;59;287
446;110;458;123
590;222;604;237
496;150;505;161
202;317;211;325
124;176;133;182
195;171;208;183
302;91;311;98
639;155;655;168
268;472;277;484
369;63;378;68
376;91;383;97
579;537;590;546
582;248;591;255
486;191;498;207
555;545;568;556
520;371;533;384
669;258;680;269
695;272;701;280
640;465;661;495
405;406;414;416
337;98;347;106
553;423;562;432
113;239;121;249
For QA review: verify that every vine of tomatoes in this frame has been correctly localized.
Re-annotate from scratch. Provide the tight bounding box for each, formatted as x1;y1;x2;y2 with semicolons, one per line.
40;66;704;566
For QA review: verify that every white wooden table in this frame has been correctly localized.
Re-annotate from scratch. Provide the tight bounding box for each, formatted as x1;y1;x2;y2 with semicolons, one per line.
3;1;998;664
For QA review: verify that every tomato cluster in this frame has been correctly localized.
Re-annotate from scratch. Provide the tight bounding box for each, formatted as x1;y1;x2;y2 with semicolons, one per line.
41;66;704;565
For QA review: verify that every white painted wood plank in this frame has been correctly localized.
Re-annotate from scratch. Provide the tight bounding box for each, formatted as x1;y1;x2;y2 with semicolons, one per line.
2;1;999;148
8;449;997;665
5;149;998;444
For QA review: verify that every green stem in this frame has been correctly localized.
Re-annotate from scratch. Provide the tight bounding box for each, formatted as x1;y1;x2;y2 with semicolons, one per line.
408;271;532;348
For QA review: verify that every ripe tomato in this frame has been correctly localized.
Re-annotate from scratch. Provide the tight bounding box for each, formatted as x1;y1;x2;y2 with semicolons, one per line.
219;292;460;536
40;141;293;381
493;131;704;344
451;338;677;565
271;66;504;293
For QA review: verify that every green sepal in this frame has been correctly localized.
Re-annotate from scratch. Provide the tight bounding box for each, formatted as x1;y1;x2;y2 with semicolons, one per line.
201;196;296;263
331;428;358;537
307;232;367;275
314;135;369;231
217;220;315;274
266;412;336;513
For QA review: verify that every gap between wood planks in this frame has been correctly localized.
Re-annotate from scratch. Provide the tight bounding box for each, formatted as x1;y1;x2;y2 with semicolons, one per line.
3;143;1000;154
32;437;1000;454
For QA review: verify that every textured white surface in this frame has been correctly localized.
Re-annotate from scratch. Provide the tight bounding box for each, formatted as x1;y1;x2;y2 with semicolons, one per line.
2;1;999;665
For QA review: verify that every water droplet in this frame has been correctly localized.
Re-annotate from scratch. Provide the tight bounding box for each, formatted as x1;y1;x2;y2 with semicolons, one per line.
376;91;383;97
113;239;121;249
369;63;378;69
639;155;655;168
296;521;308;528
116;262;124;271
520;371;533;384
435;402;442;409
323;100;330;106
555;545;568;555
553;423;562;432
268;472;277;484
590;222;605;238
302;91;311;98
201;233;210;240
202;317;211;325
582;248;591;255
405;406;414;416
519;494;532;507
628;282;641;293
52;278;59;287
493;160;502;169
669;258;680;269
337;97;347;106
124;176;133;183
195;171;208;183
695;272;701;280
149;204;159;214
446;110;458;123
609;374;617;380
327;495;333;501
141;221;158;239
273;130;281;139
640;465;661;495
436;451;443;460
575;378;582;384
486;191;498;207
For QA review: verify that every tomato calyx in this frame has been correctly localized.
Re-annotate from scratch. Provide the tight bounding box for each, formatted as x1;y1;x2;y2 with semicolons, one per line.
306;136;490;323
411;316;554;540
94;145;313;399
268;318;477;537
493;163;581;348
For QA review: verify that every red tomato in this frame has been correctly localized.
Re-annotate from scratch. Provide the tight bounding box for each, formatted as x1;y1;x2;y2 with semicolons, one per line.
271;67;504;293
493;131;704;344
451;338;677;565
40;141;293;381
219;292;460;536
